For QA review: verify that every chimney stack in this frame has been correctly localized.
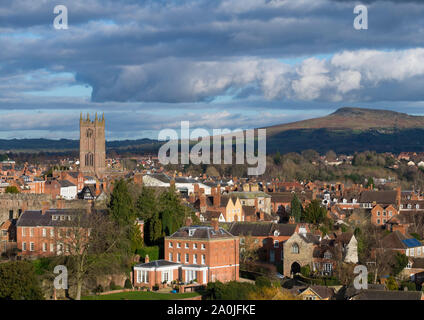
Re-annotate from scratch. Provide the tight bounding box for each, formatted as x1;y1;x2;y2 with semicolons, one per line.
185;216;192;227
211;218;219;232
144;254;149;263
213;187;221;207
41;201;50;215
199;193;206;212
289;216;295;224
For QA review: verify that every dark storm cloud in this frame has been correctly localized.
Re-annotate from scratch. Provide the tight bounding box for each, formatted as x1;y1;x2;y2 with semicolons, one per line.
0;0;424;138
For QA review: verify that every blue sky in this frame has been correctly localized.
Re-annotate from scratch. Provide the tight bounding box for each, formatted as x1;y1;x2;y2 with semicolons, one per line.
1;0;424;140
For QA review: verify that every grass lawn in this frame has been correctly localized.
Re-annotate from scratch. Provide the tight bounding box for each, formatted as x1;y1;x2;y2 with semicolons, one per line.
82;291;201;300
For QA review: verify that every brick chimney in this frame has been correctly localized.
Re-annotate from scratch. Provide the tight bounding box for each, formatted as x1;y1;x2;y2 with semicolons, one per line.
189;192;196;203
41;201;50;215
199;193;206;212
259;210;264;221
396;187;401;208
185;216;192;227
144;254;149;263
254;198;259;211
211;218;219;232
289;216;295;224
194;183;200;195
213;187;221;208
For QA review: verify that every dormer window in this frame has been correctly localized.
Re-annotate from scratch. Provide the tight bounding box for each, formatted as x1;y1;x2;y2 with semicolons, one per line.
274;230;280;237
60;215;65;221
52;215;58;221
189;229;195;237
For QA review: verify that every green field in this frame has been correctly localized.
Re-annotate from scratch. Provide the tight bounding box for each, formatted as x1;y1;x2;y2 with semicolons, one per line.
82;291;201;300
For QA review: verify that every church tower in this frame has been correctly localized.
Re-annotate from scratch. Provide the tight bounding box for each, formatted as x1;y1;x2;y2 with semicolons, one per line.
79;112;106;178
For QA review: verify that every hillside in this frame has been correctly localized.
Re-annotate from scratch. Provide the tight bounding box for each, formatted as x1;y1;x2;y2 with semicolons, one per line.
2;107;424;155
265;107;424;154
265;107;424;135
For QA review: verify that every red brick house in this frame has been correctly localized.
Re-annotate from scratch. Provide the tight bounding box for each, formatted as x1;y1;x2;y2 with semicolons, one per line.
133;221;239;289
228;221;297;263
371;204;398;226
16;208;90;258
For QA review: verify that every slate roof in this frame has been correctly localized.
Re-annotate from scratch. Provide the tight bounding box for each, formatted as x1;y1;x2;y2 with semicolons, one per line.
352;290;423;300
168;225;235;239
58;180;76;188
17;209;90;227
134;260;181;269
411;258;424;269
359;190;398;205
229;222;273;237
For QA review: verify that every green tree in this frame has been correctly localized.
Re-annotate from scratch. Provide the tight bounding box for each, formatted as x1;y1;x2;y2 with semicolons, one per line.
391;252;409;276
386;276;398;291
159;187;188;236
304;200;327;224
5;186;19;194
290;194;302;223
0;261;44;300
366;177;374;189
109;179;142;252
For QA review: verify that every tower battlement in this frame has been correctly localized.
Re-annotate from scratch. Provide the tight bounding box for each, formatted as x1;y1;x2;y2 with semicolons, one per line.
80;112;105;126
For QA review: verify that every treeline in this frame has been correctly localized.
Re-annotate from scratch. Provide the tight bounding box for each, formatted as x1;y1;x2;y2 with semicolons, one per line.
109;179;199;249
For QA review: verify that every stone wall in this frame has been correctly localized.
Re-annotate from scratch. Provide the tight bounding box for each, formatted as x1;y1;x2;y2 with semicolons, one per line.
283;233;315;277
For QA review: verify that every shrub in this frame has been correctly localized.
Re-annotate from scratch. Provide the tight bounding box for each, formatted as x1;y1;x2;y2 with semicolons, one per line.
300;265;311;277
124;279;132;289
400;281;416;291
386;277;398;291
109;281;122;291
255;276;272;288
93;285;104;294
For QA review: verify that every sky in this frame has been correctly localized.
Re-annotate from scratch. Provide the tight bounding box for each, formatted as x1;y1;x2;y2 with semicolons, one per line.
1;0;424;140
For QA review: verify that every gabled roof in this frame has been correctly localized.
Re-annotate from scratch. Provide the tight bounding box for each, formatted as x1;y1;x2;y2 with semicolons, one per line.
381;231;421;249
229;222;273;237
300;285;335;300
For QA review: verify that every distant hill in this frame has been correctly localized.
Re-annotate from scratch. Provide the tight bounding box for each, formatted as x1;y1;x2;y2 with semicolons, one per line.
2;107;424;155
264;107;424;154
0;138;161;153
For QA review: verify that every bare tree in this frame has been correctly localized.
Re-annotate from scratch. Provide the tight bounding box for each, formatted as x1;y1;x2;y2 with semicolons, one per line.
52;209;131;300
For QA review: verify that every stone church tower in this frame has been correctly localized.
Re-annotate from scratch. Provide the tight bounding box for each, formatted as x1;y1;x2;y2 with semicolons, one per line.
79;113;106;178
